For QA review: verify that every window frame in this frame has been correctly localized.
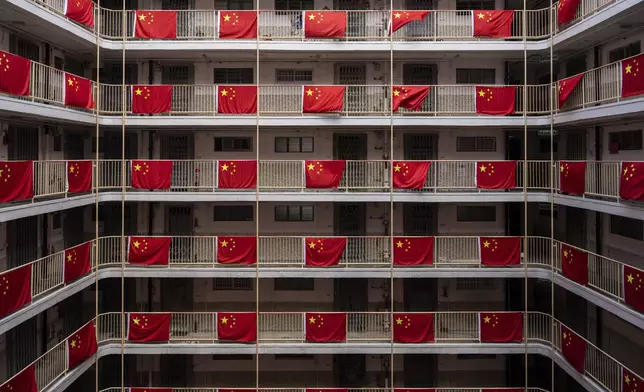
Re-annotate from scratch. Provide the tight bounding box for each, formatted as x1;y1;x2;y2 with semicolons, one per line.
275;68;314;83
609;130;642;152
274;205;315;222
274;136;314;153
610;215;644;241
213;205;254;222
456;136;497;152
456;205;496;222
274;278;315;291
455;68;496;84
214;136;253;152
213;278;254;291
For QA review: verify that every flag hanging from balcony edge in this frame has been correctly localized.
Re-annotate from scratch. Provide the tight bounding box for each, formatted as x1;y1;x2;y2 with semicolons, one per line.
305;237;347;267
67;320;98;369
479;236;521;266
392;236;434;265
305;312;347;342
393;312;435;342
64;241;92;283
67;160;93;193
65;0;95;27
0;51;31;97
623;265;644;313
217;312;257;342
127;312;172;341
128;236;172;265
479;312;523;342
0;365;37;392
0;161;34;203
217;236;257;264
0;264;32;318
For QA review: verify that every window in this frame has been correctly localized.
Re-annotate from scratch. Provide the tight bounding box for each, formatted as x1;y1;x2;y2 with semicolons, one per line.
457;354;497;359
609;130;642;151
214;68;254;84
274;278;314;291
214;137;253;152
275;137;314;153
456;278;497;290
52;212;62;230
214;0;253;9
10;34;40;61
275;0;313;9
214;205;254;221
608;41;641;63
274;354;315;359
213;278;254;290
213;355;254;360
456;68;496;84
53;135;62;152
456;206;496;222
610;215;644;241
275;69;314;83
275;205;314;222
456;136;496;152
456;0;495;9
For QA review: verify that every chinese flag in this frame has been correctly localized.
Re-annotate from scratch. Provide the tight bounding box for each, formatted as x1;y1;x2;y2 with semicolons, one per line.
475;86;516;115
392;86;430;111
305;312;347;342
393;313;435;343
390;11;430;33
561;245;588;286
65;0;94;26
217;236;257;265
0;51;30;96
0;366;37;392
0;161;34;203
623;369;643;392
304;11;347;38
303;86;345;113
557;0;582;24
132;85;173;114
305;237;347;267
620;162;644;201
64;73;94;109
0;264;32;318
67;321;97;369
559;161;586;195
217;85;257;114
128;313;171;342
622;54;644;98
476;161;516;189
219;11;257;39
305;160;346;188
393;237;434;266
135;10;177;39
623;265;644;313
306;389;348;392
561;325;586;373
128;236;172;266
473;10;514;38
480;312;522;342
131;389;173;392
558;74;583;108
479;237;521;266
64;241;92;283
393;161;431;189
131;160;173;190
67;160;93;193
217;312;257;342
395;389;435;392
218;160;257;189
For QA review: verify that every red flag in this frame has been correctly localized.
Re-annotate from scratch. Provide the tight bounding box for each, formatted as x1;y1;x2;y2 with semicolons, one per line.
393;313;435;343
390;11;430;33
218;160;257;189
135;10;177;39
64;73;94;109
473;10;513;37
561;245;588;286
306;389;348;392
476;161;516;189
305;160;346;188
622;54;644;98
479;237;521;266
64;241;92;283
132;85;173;114
393;161;431;189
304;11;347;38
217;236;257;265
559;161;586;195
67;321;97;369
131;389;173;392
561;325;586;373
393;237;434;266
475;86;516;115
67;160;93;193
0;264;32;318
217;85;257;114
394;389;435;392
392;86;430;111
620;162;644;201
623;265;644;313
0;161;34;203
480;312;522;342
305;312;347;342
557;0;582;24
0;51;30;96
219;11;257;39
128;313;171;342
128;236;171;266
0;366;37;392
217;312;256;342
558;74;583;108
303;86;345;113
305;237;347;267
65;0;94;26
131;160;173;190
623;368;643;392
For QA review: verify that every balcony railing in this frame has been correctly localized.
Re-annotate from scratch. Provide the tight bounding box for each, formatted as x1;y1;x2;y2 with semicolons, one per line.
101;389;549;392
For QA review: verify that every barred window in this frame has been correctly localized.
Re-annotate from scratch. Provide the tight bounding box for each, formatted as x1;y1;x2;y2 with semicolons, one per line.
456;0;495;9
275;69;313;83
214;68;254;84
212;354;253;360
213;278;254;290
456;136;496;152
608;41;641;63
610;215;644;241
456;68;496;84
214;205;254;221
275;137;314;153
456;278;497;290
609;130;642;151
275;0;313;10
214;137;252;152
274;278;314;291
275;205;314;222
456;206;496;222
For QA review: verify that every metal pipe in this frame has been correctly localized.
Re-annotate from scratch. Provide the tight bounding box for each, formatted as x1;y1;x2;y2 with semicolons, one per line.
94;1;101;391
522;0;529;387
255;3;261;389
388;2;394;389
549;5;556;391
120;1;126;390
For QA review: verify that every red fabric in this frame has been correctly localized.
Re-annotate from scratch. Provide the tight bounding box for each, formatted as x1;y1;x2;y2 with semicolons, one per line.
0;161;34;203
303;86;345;113
218;160;257;189
559;161;586;195
623;368;643;392
558;74;583;108
65;0;94;27
393;237;434;266
475;86;516;115
217;85;257;114
218;390;255;392
480;312;523;342
132;85;172;114
305;312;347;342
131;389;173;392
393;161;431;189
128;237;171;266
131;160;172;190
304;11;347;38
0;264;32;318
392;86;430;111
306;389;348;392
561;325;587;373
622;54;644;98
394;389;435;392
561;245;588;286
217;236;257;265
476;161;516;189
64;73;94;109
0;366;37;392
305;237;347;267
391;11;430;33
482;390;524;392
128;313;171;342
620;162;644;201
219;11;257;39
557;0;582;24
217;312;257;342
393;313;435;343
473;10;514;37
479;237;521;266
64;242;92;283
68;321;97;369
67;160;92;193
624;265;644;313
135;10;177;39
305;160;346;188
0;51;31;96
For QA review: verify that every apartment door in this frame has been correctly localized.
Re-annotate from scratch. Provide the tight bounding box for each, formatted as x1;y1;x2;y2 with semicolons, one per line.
163;65;195;113
403;279;437;311
333;279;368;311
565;132;586;160
565;207;587;247
165;206;195;264
403;355;436;386
402;65;437;111
334;203;366;269
64;208;86;247
7;217;39;268
8;126;39;160
101;63;138;112
403;133;437;161
102;203;137;236
6;317;38;374
334;133;368;187
334;354;366;386
335;64;367;113
161;135;195;189
64;133;85;159
161;355;193;386
402;203;437;235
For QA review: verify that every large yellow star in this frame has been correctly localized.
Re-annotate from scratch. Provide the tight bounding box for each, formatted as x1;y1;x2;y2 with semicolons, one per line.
308;242;316;249
396;241;403;248
479;165;487;172
68;78;74;86
308;14;316;20
221;164;229;171
221;316;228;324
309;316;316;324
67;254;73;261
393;89;400;97
223;14;231;22
483;316;491;323
133;317;141;325
135;88;143;96
478;90;486;97
133;241;140;248
70;340;77;348
394;12;401;18
477;12;485;19
134;164;142;171
627;274;635;284
220;240;228;247
138;14;146;21
625;64;633;74
307;163;315;171
306;89;314;96
396;318;403;324
483;241;490;248
394;165;401;172
221;89;228;97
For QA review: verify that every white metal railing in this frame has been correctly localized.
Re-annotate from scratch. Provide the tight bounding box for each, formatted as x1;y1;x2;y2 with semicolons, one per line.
101;389;550;392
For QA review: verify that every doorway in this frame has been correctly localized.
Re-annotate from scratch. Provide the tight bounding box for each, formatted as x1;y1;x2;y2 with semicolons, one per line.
402;279;437;311
335;64;367;113
402;203;437;235
161;135;195;190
